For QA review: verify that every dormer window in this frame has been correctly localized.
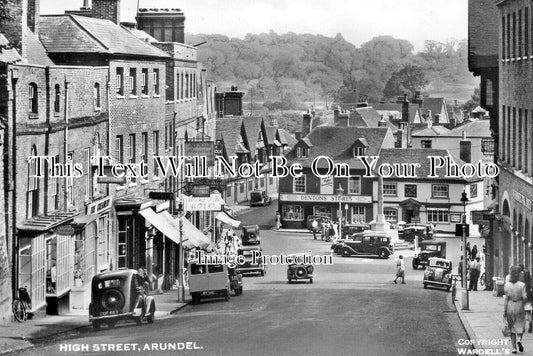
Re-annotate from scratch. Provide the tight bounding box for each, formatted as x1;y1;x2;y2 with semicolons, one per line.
352;138;368;157
296;147;308;158
353;146;365;157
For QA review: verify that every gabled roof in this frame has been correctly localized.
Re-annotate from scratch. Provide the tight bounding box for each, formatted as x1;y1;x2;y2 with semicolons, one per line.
285;126;394;169
369;103;402;112
39;15;170;59
412;125;451;137
25;27;55;66
216;118;245;158
355;107;397;131
241;117;263;152
264;126;279;145
448;119;491;137
0;33;23;63
422;97;446;115
377;148;481;182
278;128;297;147
471;106;488;114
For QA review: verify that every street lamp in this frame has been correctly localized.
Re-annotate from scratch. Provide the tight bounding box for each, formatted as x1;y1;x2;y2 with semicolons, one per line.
337;184;344;238
461;190;469;310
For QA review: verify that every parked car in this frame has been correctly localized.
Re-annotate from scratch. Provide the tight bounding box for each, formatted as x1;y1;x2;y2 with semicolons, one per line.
423;258;453;291
89;269;156;330
189;262;231;304
412;240;447;269
228;266;243;296
341;223;370;238
331;232;365;254
339;232;394;259
241;225;260;245
287;258;314;284
236;246;266;276
250;190;271;207
400;224;434;242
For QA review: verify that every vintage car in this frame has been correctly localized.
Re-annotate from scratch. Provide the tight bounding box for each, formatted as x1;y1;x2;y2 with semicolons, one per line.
89;270;155;330
287;259;314;284
339;232;394;259
423;258;453;291
400;224;434;242
412;240;446;269
189;262;231;304
228;266;243;296
236;245;266;276
250;190;271;207
341;223;370;238
331;232;365;254
241;225;260;245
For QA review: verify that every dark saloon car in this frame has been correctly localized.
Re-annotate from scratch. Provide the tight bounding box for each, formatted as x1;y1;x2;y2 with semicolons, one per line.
287;257;314;284
423;258;453;291
339;232;394;259
241;225;260;245
331;232;365;254
89;270;155;330
400;224;434;242
250;191;271;207
412;240;446;269
236;246;266;276
341;223;370;238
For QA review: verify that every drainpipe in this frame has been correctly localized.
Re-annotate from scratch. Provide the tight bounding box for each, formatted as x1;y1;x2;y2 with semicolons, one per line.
63;78;69;209
10;69;19;297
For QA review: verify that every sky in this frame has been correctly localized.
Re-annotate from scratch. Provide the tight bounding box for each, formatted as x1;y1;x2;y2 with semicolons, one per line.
40;0;468;51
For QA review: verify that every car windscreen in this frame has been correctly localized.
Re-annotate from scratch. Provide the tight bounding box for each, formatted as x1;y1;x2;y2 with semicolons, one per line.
190;264;207;275
250;192;262;200
98;278;124;289
423;244;441;251
208;264;224;273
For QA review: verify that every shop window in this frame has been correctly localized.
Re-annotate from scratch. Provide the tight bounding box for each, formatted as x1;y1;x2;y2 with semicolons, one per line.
293;175;306;193
432;184;449;198
348;176;361;195
239;181;245;194
97;216;109;271
313;206;332;220
282;205;303;221
384;208;398;223
351;206;366;223
227;184;232;197
427;208;449;223
383;183;397;196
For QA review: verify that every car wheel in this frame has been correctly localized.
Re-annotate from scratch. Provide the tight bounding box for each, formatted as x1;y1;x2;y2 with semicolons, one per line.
446;285;451;292
92;321;101;331
412;262;418;270
341;248;351;257
135;316;142;326
260;269;265;276
309;278;313;284
379;249;389;259
423;283;428;289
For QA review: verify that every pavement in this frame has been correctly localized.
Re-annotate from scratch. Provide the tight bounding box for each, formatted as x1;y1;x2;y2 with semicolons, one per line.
454;286;533;354
0;290;190;355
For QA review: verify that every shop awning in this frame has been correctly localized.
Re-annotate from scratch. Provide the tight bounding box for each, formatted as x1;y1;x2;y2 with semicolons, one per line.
71;214;99;228
215;211;241;228
139;209;192;249
171;215;212;250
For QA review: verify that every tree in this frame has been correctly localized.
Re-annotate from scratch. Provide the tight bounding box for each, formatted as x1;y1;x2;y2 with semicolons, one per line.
383;64;428;99
0;0;21;52
461;87;481;114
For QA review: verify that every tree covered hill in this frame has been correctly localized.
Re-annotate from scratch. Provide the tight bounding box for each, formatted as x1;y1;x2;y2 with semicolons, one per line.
186;31;477;107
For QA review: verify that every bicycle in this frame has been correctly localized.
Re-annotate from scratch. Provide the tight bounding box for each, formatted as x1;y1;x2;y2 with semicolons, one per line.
12;286;31;322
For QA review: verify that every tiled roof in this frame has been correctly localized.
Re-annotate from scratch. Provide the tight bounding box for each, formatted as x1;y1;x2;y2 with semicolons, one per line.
412;125;452;137
242;117;263;153
356;107;397;131
39;15;170;58
421;98;446;120
377;148;480;182
215;118;245;158
278;128;297;147
25;27;54;66
264;126;278;145
285;126;394;169
448;119;491;137
369;103;402;112
0;33;23;63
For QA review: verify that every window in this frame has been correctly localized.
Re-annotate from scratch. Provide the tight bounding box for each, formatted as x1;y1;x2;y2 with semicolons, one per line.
185;73;189;98
180;72;184;100
49;155;59;211
427;208;449;223
260;177;265;188
153;69;160;95
153;131;159;176
421;140;432;148
97;216;109;270
93;83;101;109
28;83;38;114
313;206;332;219
384;208;398;223
513;12;516;58
129;134;136;182
348;176;361;194
404;184;417;198
116;135;123;163
293;175;306;193
432;184;449;198
226;183;232;197
352;146;365;157
485;79;493;106
248;179;253;191
141;132;148;176
507;13;511;59
351;206;365;223
239;181;244;193
141;68;148;95
519;10;523;58
116;67;124;95
296;147;308;158
470;183;478;198
282;205;303;221
27;146;39;218
129;68;137;95
84;148;91;200
54;84;60;113
526;8;529;57
383;183;397;196
502;16;506;59
269;177;273;185
482;138;495;155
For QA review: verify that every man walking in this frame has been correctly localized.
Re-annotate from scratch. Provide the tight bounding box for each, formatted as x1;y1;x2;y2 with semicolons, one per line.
469;257;481;291
394;255;406;284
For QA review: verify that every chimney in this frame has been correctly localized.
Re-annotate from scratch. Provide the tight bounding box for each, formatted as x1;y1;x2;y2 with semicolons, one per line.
295;131;302;141
337;113;349;127
92;0;121;24
460;134;472;163
81;0;90;10
412;90;424;107
396;94;410;123
378;114;388;127
333;107;340;125
215;92;225;118
136;8;186;43
426;109;432;122
27;0;39;33
270;118;278;127
223;88;244;116
302;113;312;136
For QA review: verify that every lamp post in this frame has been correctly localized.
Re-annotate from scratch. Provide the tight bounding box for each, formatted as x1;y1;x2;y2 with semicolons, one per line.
337;184;344;238
461;190;469;310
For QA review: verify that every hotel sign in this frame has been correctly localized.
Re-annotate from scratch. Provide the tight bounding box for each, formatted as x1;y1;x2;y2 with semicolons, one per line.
279;193;372;204
183;194;225;211
513;190;532;210
86;196;113;215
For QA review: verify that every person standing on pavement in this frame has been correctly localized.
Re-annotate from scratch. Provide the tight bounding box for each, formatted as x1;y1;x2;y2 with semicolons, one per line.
393;255;406;284
504;266;528;353
275;211;282;230
466;242;471;260
471;244;478;261
469;257;481;291
523;270;533;333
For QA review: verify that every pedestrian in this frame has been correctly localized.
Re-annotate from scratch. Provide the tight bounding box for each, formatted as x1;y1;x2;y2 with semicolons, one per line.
469;257;481;291
275;211;281;230
504;265;528;353
393;255;406;284
311;219;318;240
466;242;471;261
471;244;478;261
523;270;533;333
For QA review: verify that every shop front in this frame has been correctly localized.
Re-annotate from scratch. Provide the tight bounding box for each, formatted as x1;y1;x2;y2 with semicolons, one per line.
279;193;373;229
